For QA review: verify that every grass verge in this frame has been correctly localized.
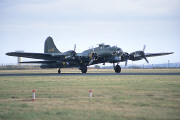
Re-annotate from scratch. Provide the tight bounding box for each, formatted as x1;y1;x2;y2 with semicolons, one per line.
0;69;180;120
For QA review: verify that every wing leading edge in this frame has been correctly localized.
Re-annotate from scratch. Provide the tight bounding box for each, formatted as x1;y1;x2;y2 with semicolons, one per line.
145;52;174;57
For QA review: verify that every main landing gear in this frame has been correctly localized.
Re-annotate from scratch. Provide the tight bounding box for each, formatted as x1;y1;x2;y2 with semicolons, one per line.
113;63;121;73
58;68;61;74
80;66;87;73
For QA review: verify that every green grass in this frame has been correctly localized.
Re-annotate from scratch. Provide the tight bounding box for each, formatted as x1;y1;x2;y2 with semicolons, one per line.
0;69;180;120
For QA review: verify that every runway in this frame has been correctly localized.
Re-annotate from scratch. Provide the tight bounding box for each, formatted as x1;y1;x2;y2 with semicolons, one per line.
0;72;180;76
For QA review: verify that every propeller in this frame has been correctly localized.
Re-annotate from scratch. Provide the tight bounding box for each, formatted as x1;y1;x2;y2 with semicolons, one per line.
89;52;98;65
73;44;84;64
89;47;98;65
143;45;146;52
89;59;94;65
141;45;149;63
123;52;129;66
74;44;76;52
127;45;149;65
125;60;128;66
71;44;77;58
65;44;84;65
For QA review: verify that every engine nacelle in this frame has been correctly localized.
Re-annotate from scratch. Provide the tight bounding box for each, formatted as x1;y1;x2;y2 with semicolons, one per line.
129;51;144;61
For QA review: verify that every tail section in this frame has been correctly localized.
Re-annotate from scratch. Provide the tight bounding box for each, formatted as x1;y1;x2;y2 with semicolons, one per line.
44;36;61;53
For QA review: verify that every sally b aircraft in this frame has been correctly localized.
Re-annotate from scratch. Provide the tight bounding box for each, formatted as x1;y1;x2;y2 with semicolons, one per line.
6;37;174;73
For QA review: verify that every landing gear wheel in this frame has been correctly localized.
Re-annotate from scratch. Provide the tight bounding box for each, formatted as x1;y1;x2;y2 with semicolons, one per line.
58;68;61;74
114;65;121;73
81;66;87;73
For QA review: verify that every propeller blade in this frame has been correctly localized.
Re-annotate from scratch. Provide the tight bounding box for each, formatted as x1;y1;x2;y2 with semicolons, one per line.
89;51;98;65
71;44;83;65
89;59;94;65
141;49;149;63
74;44;76;52
125;60;128;66
116;45;117;52
143;56;149;63
143;45;146;52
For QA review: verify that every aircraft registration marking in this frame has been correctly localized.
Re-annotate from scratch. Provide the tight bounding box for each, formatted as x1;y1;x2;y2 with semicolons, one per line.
48;48;54;52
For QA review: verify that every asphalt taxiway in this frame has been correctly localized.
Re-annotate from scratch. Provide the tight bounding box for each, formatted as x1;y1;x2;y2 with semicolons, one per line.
0;72;180;76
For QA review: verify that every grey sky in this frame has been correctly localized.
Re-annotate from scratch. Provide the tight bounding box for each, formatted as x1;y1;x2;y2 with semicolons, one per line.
0;0;179;65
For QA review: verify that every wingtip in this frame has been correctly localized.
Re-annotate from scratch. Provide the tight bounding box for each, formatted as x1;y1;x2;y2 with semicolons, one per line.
6;52;11;56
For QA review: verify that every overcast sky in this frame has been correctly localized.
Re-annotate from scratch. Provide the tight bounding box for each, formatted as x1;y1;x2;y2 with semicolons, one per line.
0;0;180;65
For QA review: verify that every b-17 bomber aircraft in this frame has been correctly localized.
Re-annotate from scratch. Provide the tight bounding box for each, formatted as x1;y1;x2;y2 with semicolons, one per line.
6;37;174;73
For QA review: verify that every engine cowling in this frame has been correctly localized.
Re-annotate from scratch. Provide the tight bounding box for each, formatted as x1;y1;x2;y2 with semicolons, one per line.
129;51;149;63
129;51;144;61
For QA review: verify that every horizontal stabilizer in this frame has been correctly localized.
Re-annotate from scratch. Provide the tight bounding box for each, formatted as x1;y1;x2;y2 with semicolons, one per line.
19;61;56;64
6;52;52;60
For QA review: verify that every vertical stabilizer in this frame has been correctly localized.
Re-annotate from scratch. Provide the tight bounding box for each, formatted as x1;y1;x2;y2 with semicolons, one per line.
44;37;60;53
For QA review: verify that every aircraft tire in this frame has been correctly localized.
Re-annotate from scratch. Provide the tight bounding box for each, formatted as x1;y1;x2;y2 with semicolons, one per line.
81;66;87;73
114;65;121;73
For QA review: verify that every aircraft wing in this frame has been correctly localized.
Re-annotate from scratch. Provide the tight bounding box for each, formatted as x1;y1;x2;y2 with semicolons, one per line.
145;52;174;57
6;52;64;60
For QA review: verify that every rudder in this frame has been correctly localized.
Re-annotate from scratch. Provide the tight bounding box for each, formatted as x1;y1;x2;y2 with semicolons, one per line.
44;36;60;53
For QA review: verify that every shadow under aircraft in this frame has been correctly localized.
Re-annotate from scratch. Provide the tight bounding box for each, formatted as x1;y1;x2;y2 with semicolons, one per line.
6;37;174;73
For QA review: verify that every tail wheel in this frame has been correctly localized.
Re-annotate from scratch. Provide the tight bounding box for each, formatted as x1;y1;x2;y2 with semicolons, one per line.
81;66;87;73
114;65;121;73
58;68;61;74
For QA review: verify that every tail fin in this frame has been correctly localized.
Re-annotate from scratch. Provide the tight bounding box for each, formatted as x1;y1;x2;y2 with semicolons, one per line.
44;36;61;53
